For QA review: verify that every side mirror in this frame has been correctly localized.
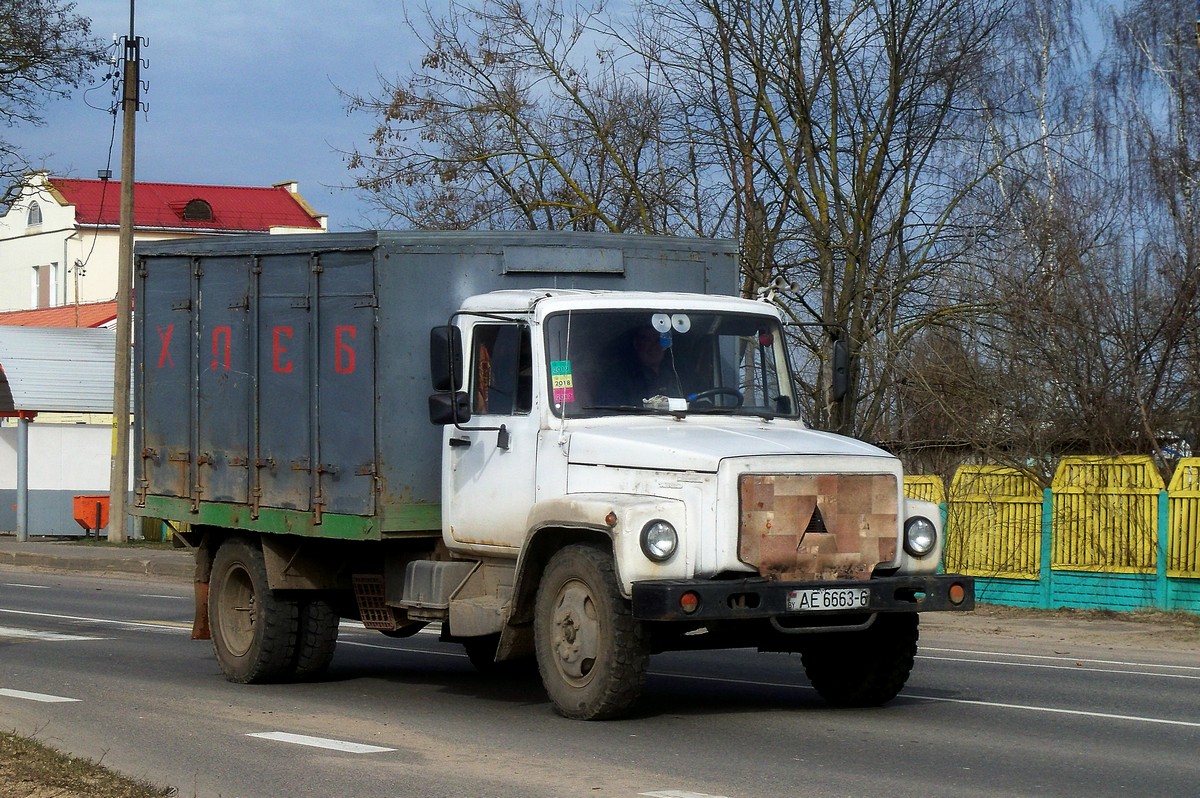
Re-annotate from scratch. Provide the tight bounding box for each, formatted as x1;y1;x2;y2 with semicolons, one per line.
429;325;463;392
428;391;471;425
831;338;849;402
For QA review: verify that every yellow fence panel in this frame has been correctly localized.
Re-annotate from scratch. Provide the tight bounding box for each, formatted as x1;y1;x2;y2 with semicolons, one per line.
945;466;1042;579
1051;456;1163;573
903;475;946;505
1168;458;1200;577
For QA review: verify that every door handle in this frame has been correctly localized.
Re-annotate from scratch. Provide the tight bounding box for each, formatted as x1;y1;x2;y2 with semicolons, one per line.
449;437;471;448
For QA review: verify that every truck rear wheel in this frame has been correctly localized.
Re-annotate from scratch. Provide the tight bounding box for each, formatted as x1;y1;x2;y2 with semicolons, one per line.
209;538;299;684
292;598;339;680
534;544;649;720
800;613;919;707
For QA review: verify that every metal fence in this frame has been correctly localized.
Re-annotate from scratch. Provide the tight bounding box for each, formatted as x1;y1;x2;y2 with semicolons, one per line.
943;466;1041;580
906;456;1200;613
1168;460;1200;578
1050;456;1162;573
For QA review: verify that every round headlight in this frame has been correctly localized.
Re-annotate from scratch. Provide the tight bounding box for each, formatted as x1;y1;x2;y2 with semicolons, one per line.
904;516;937;557
640;520;678;562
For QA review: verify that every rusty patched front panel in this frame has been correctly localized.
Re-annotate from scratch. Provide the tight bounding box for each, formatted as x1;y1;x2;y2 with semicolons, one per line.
738;474;899;581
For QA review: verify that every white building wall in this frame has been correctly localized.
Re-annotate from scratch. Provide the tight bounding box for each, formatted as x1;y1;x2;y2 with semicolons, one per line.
65;230;196;306
0;423;117;490
0;177;211;312
0;422;129;535
0;180;80;312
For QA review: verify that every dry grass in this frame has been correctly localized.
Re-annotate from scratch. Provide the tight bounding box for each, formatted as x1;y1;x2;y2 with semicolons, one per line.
0;731;173;798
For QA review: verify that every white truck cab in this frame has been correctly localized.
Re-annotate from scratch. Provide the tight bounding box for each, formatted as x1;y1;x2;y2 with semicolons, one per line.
430;289;970;718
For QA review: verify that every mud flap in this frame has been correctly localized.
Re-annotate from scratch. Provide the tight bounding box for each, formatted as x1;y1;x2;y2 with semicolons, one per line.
192;581;211;640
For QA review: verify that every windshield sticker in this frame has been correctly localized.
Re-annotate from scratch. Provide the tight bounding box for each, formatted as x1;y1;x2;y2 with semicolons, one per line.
550;360;575;403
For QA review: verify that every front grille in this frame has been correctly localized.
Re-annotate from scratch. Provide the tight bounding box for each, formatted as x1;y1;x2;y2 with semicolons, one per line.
738;473;898;581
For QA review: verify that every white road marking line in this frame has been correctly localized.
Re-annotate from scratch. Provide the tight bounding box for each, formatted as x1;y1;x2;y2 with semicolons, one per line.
0;608;431;647
0;688;80;703
138;594;187;600
246;732;395;754
641;791;730;798
0;625;107;642
907;694;1200;728
340;640;464;657
659;673;1200;728
660;672;806;690
339;620;441;638
917;654;1200;680
923;646;1200;672
3;583;51;589
0;607;185;634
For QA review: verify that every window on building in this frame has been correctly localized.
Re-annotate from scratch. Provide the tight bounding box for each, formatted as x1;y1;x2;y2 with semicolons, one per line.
27;201;42;227
182;199;213;221
32;263;56;308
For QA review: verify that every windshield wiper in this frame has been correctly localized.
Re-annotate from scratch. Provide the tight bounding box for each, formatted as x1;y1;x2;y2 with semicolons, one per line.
583;404;662;414
581;403;777;421
686;406;776;420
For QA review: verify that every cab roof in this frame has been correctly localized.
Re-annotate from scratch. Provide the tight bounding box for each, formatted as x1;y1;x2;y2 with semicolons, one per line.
458;289;779;317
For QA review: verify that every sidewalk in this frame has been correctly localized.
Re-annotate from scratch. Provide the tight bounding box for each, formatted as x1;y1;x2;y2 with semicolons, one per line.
0;533;192;579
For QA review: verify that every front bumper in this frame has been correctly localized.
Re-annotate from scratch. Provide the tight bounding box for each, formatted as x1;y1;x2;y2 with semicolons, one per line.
631;574;974;622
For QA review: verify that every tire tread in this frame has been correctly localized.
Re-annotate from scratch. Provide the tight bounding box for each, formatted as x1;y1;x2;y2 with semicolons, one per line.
534;544;649;720
292;597;339;680
801;613;919;707
209;538;299;684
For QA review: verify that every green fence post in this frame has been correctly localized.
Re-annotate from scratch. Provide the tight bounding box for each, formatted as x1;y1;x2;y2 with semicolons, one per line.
1156;489;1169;610
1040;488;1053;608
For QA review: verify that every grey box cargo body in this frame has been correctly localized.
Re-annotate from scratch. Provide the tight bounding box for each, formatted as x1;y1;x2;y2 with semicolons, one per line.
133;231;737;540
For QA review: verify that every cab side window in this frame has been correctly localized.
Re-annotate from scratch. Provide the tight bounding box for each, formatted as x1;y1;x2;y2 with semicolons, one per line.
471;324;532;415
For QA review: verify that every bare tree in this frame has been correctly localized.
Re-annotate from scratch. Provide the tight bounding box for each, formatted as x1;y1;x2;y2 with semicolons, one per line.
894;0;1200;472
628;0;1015;436
1097;0;1200;458
357;1;1200;461
891;0;1099;476
0;0;105;192
346;0;703;233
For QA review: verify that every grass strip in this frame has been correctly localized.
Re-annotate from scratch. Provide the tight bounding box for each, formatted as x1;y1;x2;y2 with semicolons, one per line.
0;730;172;798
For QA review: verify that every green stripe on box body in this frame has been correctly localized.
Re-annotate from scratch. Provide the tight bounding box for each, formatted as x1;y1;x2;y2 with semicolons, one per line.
135;495;440;541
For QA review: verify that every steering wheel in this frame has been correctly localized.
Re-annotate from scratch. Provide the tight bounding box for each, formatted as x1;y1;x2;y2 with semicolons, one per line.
688;387;744;408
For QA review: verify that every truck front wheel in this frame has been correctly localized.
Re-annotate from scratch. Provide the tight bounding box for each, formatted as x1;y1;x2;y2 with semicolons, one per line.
534;545;649;720
209;538;299;684
800;613;919;707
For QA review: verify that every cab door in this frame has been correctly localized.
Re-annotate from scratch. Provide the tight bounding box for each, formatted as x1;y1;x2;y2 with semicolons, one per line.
443;321;538;551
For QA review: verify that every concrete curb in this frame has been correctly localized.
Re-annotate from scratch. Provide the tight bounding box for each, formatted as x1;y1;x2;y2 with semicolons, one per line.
0;541;193;580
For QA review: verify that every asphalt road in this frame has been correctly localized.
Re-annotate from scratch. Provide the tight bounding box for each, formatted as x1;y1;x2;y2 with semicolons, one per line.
2;566;1198;798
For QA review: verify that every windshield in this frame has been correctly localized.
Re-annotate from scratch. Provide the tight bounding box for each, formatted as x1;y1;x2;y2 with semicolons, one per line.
544;309;800;419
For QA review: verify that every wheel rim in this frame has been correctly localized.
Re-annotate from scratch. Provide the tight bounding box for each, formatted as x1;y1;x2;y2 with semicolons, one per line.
549;577;600;687
216;563;256;658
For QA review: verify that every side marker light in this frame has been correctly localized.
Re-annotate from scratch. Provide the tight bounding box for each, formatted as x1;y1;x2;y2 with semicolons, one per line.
949;583;966;605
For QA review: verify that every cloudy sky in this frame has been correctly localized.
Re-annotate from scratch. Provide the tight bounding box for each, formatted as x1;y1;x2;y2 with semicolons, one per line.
13;1;429;231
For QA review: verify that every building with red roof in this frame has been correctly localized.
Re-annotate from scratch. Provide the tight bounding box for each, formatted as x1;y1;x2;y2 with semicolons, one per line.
0;300;118;329
0;172;327;314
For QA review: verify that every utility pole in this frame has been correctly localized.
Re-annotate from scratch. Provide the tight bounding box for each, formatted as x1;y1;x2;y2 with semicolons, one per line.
108;1;141;543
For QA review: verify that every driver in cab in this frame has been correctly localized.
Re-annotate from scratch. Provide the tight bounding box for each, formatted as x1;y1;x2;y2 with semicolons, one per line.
598;325;682;406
